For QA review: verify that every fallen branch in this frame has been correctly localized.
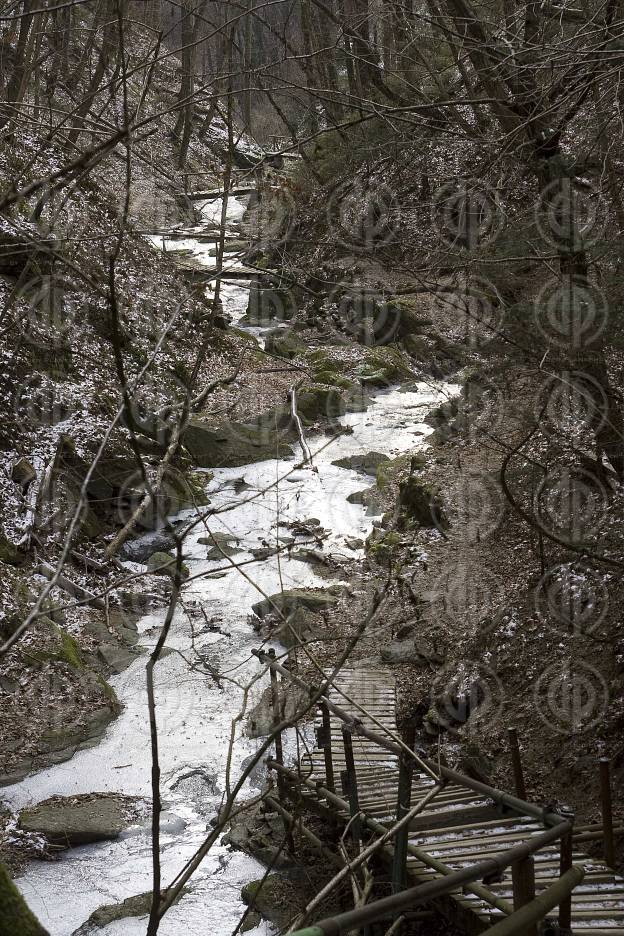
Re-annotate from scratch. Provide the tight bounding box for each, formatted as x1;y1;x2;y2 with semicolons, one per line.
289;384;312;466
36;561;106;610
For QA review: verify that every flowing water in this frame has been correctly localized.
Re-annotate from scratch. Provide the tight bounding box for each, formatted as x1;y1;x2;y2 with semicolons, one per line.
3;195;454;936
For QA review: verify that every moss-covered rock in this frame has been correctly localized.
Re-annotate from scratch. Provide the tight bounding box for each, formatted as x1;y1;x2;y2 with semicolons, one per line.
295;384;346;421
314;369;353;389
247;683;308;738
376;453;426;490
243;287;297;325
274;606;323;648
146;551;190;579
426;398;460;442
0;533;23;566
306;350;341;371
355;347;413;386
29;623;84;670
241;874;294;930
346;486;384;514
395;476;447;530
264;328;305;359
366;530;402;565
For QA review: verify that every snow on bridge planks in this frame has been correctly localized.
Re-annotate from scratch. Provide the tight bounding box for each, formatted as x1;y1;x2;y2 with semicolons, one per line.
295;663;624;934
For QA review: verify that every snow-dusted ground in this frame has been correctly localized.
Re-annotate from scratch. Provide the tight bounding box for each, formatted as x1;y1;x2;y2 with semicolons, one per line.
3;197;453;936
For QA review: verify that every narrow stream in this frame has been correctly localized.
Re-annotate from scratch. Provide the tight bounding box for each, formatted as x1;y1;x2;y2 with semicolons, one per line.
3;195;453;936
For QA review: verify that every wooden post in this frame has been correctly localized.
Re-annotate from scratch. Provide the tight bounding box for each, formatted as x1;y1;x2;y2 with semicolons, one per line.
341;726;362;845
512;856;537;936
268;649;284;772
507;727;526;801
392;750;414;894
320;691;335;794
600;757;616;868
268;649;295;851
559;811;574;936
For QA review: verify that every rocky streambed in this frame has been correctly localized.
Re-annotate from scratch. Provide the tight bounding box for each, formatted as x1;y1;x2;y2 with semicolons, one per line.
2;193;455;935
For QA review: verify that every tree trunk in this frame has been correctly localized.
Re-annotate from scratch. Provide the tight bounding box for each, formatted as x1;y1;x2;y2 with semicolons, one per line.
0;862;49;936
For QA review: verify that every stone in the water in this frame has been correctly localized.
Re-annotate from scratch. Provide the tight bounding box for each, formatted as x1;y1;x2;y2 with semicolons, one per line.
119;530;175;563
332;451;390;476
197;531;239;547
241;872;308;930
246;684;308;738
158;811;187;835
274;607;323;648
240;910;262;932
96;642;141;674
251;587;340;619
346;487;384;514
72;888;186;934
344;537;365;550
18;793;140;847
205;543;243;560
146;552;190;579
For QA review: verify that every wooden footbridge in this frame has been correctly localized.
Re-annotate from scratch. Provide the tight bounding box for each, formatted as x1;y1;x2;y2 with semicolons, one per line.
253;650;624;935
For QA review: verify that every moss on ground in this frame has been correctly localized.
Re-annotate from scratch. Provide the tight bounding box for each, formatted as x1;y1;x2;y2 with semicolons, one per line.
366;530;403;566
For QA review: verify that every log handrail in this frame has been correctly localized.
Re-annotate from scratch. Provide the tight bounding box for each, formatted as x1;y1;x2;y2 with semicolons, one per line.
255;648;566;825
277;804;578;936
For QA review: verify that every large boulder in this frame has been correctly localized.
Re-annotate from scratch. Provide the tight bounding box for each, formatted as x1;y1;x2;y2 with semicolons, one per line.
251;587;340;620
264;328;305;359
18;793;139;847
381;636;444;666
223;802;292;870
0;533;23;566
0;862;49;936
183;418;293;469
240;869;312;930
346;487;384;514
395;476;447;530
242;287;297;326
246;683;308;738
295;385;346;420
273;607;323;648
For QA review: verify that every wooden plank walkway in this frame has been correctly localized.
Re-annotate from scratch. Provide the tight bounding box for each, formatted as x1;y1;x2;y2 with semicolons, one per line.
288;663;624;935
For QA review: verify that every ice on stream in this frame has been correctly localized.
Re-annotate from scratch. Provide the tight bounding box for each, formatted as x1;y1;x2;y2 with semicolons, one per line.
3;195;456;935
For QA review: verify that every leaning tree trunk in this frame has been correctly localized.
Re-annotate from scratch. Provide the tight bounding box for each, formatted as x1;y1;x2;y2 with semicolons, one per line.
0;862;49;936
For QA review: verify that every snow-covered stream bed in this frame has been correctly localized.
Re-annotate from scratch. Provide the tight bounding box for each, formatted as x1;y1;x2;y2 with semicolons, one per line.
3;196;454;936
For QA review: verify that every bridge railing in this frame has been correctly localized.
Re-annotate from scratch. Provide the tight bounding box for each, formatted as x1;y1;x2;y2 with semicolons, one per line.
285;863;584;936
254;648;616;935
